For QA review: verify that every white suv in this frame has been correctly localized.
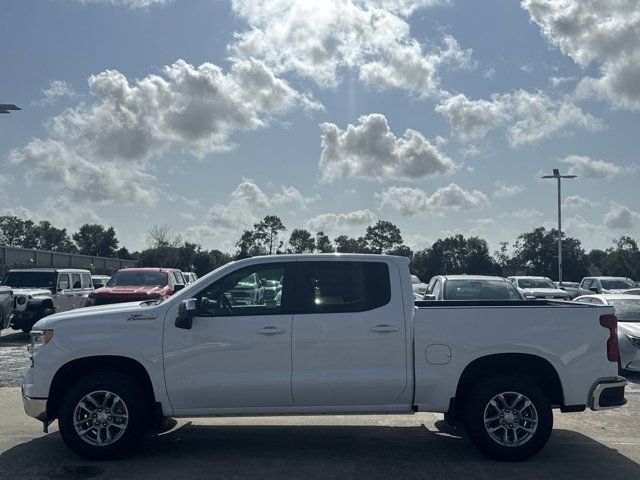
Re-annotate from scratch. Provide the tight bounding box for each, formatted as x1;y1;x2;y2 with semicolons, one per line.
3;268;93;332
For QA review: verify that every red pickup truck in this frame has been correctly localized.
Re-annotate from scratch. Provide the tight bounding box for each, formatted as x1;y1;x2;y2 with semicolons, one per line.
87;268;186;306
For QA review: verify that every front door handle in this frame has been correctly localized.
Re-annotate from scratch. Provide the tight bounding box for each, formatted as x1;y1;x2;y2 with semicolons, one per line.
370;324;399;333
256;327;287;335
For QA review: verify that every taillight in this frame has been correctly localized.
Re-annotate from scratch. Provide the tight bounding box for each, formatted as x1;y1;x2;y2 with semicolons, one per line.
600;314;619;362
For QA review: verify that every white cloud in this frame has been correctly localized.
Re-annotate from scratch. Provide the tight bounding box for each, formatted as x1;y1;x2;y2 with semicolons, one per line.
493;181;526;198
40;80;76;105
603;203;640;229
320;113;456;181
500;208;543;219
187;180;313;240
230;0;472;97
523;0;640;109
0;196;103;232
435;93;508;140
10;58;319;204
562;195;593;209
305;209;378;232
561;154;622;179
76;0;169;8
436;90;601;146
377;183;488;216
549;75;577;87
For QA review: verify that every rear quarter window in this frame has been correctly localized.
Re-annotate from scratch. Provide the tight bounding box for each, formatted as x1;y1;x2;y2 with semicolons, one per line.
295;261;391;314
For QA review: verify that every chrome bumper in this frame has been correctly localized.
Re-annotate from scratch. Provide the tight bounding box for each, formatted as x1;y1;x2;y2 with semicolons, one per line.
22;390;47;422
589;377;627;411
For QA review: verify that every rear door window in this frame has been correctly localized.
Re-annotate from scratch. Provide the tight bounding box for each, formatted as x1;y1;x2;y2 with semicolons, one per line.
294;261;391;314
71;273;82;290
81;273;92;289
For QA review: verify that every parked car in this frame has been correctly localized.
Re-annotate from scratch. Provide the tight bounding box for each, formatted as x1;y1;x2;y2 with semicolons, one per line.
424;275;524;300
2;268;93;332
574;294;640;373
554;281;582;299
0;286;12;330
410;274;428;300
578;277;638;295
228;272;264;305
90;275;111;289
183;272;198;284
87;268;186;306
23;254;626;461
507;276;571;300
624;288;640;296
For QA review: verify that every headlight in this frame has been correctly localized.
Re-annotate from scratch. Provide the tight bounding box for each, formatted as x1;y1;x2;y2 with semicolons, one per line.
27;329;54;355
625;334;640;350
16;296;27;305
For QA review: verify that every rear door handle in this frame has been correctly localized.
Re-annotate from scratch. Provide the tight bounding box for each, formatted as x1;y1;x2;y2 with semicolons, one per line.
370;324;399;333
256;327;287;335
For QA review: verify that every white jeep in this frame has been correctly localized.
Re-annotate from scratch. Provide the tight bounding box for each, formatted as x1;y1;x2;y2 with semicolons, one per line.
3;268;93;332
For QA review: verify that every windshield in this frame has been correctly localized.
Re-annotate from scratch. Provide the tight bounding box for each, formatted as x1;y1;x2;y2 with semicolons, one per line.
444;279;523;300
3;271;56;289
601;279;636;290
107;271;168;287
518;278;556;289
609;299;640;322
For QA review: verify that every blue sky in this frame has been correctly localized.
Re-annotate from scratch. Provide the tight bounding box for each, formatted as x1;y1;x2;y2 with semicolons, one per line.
1;0;639;253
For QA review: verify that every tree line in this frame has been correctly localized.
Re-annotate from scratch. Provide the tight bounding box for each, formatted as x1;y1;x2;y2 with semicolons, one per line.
1;214;640;282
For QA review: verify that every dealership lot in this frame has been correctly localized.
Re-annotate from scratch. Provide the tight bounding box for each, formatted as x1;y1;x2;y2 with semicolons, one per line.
1;327;639;479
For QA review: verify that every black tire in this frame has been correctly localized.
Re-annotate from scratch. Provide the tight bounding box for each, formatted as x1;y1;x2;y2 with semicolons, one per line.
462;376;553;461
58;371;150;460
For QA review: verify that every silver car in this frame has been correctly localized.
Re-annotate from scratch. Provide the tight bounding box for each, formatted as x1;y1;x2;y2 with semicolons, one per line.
574;294;640;373
507;276;571;300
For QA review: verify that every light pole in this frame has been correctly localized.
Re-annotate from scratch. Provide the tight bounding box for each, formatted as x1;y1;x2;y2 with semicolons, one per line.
541;168;577;286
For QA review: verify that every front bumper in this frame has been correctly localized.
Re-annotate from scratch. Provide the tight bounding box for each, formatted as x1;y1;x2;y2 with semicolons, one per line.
589;377;627;411
22;389;47;422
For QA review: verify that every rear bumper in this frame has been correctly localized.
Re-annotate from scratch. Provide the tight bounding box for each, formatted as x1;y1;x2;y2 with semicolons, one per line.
589;377;627;411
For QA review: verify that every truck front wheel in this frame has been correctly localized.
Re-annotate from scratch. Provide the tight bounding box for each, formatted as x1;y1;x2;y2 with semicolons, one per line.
462;376;553;461
58;371;149;460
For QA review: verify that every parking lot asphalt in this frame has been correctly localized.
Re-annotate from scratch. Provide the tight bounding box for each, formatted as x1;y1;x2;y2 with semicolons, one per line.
1;327;640;480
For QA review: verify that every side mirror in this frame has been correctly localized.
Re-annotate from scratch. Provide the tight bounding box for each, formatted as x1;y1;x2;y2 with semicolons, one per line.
422;294;436;301
175;298;198;329
173;284;185;293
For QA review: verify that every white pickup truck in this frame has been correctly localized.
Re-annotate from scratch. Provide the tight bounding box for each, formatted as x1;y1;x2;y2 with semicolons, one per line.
22;254;627;461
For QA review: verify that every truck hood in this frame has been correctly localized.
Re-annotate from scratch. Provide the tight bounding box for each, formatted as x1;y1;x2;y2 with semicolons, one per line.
10;288;52;297
520;288;569;297
91;285;170;297
34;300;155;329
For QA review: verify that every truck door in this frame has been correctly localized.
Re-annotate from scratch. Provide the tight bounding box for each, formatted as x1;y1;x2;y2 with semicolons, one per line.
291;260;408;406
56;274;74;312
163;261;295;411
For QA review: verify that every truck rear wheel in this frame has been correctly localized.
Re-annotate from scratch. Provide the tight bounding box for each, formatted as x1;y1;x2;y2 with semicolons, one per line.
462;376;552;461
58;371;149;460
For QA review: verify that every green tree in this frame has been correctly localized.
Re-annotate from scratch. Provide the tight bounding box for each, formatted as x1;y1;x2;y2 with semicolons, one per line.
289;229;315;253
73;224;119;257
410;235;499;281
0;216;27;246
387;244;413;258
38;221;76;252
364;220;403;254
602;236;640;279
315;231;335;253
253;215;286;255
509;227;588;281
334;235;369;253
236;230;267;258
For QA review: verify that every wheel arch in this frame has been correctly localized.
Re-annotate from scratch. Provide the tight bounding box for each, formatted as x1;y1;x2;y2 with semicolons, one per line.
47;355;156;420
453;353;565;419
